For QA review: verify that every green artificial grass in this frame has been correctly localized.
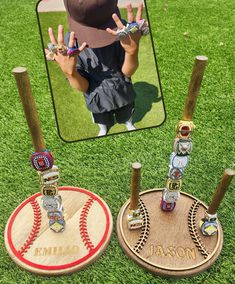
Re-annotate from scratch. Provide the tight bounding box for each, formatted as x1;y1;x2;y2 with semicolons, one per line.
38;9;165;141
0;0;234;283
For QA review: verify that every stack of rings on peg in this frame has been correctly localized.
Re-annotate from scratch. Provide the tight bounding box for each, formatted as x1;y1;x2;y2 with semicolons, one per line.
30;148;65;233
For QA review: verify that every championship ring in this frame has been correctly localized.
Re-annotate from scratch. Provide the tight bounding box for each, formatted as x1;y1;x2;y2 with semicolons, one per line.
49;218;65;233
126;22;139;34
47;43;57;53
160;198;176;211
162;188;180;203
173;138;193;155
41;195;62;211
176;120;195;139
137;19;149;36
56;44;67;55
200;218;218;236
168;166;184;180
169;152;189;169
31;150;54;171
127;209;143;230
166;178;182;191
116;27;129;40
46;52;55;61
48;210;64;221
67;47;79;56
41;184;58;196
39;165;59;185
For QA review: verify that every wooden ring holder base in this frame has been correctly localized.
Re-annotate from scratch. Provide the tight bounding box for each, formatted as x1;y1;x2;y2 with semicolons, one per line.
5;186;113;275
117;189;223;278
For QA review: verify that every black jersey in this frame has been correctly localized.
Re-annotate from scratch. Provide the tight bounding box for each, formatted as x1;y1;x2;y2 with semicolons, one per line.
75;39;136;113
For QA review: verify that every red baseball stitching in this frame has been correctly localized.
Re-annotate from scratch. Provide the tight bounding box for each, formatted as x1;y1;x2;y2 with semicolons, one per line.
79;198;95;252
18;199;42;256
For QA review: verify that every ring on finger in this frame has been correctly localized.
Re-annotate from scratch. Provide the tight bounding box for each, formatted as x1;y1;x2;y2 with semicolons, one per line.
126;22;139;34
56;44;68;55
46;52;55;61
48;43;57;53
137;19;149;36
67;47;80;56
116;27;129;40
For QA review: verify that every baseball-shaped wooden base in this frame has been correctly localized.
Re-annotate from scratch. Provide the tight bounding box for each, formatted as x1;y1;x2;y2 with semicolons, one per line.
117;189;223;278
5;186;113;275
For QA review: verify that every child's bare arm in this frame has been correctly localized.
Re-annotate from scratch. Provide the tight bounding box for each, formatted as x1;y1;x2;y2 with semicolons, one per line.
106;4;143;78
122;50;139;78
65;71;89;92
46;26;89;92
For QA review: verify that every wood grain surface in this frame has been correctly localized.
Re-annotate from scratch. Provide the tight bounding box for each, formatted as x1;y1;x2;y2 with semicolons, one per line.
117;189;223;278
207;169;235;214
183;56;208;121
130;163;142;210
5;187;113;275
12;67;45;152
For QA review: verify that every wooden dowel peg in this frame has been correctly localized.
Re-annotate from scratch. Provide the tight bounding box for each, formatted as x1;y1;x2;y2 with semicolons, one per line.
129;162;142;211
183;55;208;121
207;169;235;215
12;67;45;152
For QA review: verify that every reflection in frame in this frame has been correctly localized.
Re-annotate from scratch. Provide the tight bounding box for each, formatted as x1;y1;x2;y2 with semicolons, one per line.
37;0;165;141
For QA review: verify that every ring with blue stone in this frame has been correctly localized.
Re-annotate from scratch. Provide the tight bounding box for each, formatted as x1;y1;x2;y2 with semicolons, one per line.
48;43;57;53
126;22;139;34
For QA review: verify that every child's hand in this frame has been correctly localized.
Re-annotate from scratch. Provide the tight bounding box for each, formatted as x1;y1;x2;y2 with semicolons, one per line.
45;25;87;76
106;4;143;55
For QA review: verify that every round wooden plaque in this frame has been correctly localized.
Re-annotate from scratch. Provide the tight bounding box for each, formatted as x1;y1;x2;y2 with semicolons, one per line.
5;186;113;275
117;189;223;278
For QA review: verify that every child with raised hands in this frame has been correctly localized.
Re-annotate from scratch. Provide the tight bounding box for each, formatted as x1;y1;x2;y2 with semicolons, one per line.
46;0;148;136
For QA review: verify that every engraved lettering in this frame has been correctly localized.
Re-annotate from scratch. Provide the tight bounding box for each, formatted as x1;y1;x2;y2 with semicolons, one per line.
53;247;57;255
34;248;42;256
148;244;196;260
58;246;63;255
155;245;165;257
34;246;80;256
166;246;176;257
185;247;196;260
177;247;185;258
42;247;52;256
150;244;154;256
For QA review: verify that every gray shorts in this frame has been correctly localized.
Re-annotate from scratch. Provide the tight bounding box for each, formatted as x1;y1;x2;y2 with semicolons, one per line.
92;103;134;126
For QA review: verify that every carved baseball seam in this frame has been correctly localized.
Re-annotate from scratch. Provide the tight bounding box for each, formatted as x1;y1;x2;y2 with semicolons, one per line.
133;199;150;253
79;198;95;251
19;199;42;256
188;200;209;258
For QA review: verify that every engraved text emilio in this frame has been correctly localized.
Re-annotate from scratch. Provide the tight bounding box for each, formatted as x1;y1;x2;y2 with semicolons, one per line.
34;245;80;256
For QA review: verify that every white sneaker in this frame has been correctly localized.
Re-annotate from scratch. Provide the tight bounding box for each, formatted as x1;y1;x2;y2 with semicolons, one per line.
98;124;108;136
98;129;108;136
125;121;136;131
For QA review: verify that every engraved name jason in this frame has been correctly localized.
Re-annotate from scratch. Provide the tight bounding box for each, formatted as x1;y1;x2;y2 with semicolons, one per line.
149;244;196;260
34;245;80;256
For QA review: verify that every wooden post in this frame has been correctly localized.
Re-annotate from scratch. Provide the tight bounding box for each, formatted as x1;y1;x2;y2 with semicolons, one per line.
12;67;45;152
207;169;235;215
129;162;142;211
183;55;208;121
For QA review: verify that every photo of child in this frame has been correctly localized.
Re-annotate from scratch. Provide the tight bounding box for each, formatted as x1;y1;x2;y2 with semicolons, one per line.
38;0;165;141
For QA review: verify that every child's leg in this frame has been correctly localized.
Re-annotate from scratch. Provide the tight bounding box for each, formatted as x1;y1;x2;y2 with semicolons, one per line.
115;103;136;131
92;111;115;136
